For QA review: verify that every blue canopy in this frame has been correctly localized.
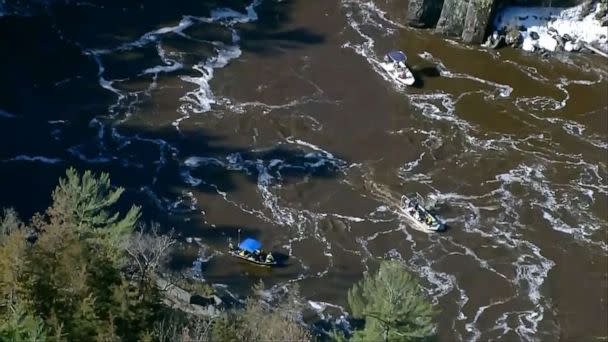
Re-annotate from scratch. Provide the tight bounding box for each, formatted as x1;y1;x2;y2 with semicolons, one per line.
387;50;406;62
239;238;262;252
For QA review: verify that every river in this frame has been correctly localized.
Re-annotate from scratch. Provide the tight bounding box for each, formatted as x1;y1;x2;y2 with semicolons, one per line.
0;0;606;340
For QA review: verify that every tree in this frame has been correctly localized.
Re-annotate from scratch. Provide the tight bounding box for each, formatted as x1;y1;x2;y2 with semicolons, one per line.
237;281;311;342
0;208;22;240
347;261;436;342
125;223;176;296
0;169;161;341
47;167;141;252
0;302;46;342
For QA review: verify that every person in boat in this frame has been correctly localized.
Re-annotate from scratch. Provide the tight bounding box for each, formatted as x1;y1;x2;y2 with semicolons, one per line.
425;215;433;225
265;252;274;263
239;249;247;257
253;249;266;262
229;242;235;251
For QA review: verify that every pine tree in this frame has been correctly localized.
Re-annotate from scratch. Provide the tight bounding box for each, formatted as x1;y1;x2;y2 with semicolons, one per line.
0;302;46;342
0;208;22;241
347;261;436;342
47;167;141;252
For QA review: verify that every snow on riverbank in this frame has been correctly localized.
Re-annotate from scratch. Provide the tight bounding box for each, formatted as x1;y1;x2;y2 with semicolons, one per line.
494;2;608;53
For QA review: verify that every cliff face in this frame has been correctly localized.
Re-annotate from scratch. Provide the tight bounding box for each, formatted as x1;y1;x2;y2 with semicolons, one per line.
461;0;497;43
435;0;471;37
407;0;444;28
407;0;500;44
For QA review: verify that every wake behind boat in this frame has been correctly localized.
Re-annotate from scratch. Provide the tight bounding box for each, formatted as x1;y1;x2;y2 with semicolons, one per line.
380;50;415;86
228;238;278;267
398;194;445;233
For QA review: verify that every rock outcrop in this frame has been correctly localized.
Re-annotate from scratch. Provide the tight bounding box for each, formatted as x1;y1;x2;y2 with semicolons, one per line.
407;0;444;28
435;0;471;38
435;0;497;43
406;0;499;44
156;277;222;317
461;0;497;43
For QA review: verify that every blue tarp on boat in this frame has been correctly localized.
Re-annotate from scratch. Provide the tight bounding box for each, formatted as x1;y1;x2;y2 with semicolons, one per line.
239;238;262;252
387;50;406;62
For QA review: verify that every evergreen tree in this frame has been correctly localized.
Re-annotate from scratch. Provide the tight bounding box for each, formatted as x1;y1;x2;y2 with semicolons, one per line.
347;261;436;342
0;208;22;241
0;302;46;342
47;167;141;252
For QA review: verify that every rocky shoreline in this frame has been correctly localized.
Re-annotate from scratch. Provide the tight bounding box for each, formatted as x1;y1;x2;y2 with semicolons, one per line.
404;0;608;56
487;1;608;56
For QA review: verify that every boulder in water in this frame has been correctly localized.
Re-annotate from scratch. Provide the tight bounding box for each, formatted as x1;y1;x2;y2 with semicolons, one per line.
505;29;522;47
529;31;540;40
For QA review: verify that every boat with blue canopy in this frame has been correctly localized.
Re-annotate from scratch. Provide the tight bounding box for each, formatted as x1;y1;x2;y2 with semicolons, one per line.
379;50;415;86
228;238;278;267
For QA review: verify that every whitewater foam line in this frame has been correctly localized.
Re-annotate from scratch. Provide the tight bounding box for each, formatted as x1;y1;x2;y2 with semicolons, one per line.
111;128;178;185
0;109;17;119
225;91;337;116
505;61;551;83
88;53;125;116
496;163;607;251
141;42;184;75
418;52;513;98
524;110;608;150
2;155;63;164
174;0;263;128
407;92;474;129
176;41;242;127
182;141;349;236
386;248;463;332
432;187;556;341
464;297;515;341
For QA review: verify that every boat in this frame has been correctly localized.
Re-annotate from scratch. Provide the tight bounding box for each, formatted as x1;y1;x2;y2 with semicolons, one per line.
228;238;278;267
379;50;415;86
398;194;445;233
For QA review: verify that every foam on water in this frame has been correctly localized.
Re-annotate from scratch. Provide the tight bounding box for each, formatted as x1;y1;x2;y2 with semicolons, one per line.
3;155;62;164
418;52;513;98
0;109;17;119
141;43;184;75
176;42;242;127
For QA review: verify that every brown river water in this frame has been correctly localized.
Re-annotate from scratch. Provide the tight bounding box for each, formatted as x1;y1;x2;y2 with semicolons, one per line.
0;0;606;340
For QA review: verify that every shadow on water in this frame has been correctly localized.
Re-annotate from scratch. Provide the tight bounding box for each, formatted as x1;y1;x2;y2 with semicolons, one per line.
410;65;441;89
0;0;328;217
45;0;325;56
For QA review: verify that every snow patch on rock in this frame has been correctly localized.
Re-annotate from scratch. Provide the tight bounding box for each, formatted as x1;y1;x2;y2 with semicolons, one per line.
495;3;608;53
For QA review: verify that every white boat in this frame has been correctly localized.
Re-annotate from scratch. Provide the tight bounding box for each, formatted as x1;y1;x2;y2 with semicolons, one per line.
398;194;445;233
379;50;415;86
